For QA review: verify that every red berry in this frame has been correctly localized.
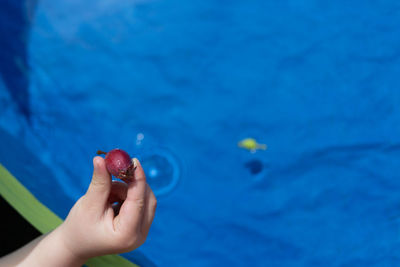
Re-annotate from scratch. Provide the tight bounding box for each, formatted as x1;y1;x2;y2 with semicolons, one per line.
97;149;135;181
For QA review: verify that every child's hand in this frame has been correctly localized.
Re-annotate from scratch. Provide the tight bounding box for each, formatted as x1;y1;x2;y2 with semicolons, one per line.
58;156;157;262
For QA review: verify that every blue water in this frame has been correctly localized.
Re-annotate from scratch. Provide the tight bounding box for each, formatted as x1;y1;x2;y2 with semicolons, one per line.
1;0;400;266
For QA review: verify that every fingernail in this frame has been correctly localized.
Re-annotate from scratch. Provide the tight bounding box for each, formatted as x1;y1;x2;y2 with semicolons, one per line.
132;158;139;169
93;157;102;171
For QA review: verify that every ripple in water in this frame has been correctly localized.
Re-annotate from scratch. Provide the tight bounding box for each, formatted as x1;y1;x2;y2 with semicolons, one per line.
140;148;180;196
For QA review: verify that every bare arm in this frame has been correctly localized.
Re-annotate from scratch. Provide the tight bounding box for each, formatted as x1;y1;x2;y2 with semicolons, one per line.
0;230;85;267
0;234;47;266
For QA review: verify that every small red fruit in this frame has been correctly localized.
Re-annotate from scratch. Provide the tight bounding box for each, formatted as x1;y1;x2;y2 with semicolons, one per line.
97;149;135;181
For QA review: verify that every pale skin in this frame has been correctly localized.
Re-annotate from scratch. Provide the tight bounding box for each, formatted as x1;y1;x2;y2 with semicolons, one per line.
0;156;157;267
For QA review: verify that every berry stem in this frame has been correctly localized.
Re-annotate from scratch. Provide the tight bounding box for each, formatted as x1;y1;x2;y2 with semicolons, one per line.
97;150;107;155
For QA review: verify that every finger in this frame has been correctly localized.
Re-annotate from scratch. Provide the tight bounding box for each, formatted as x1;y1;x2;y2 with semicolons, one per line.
85;156;112;209
115;158;147;234
141;184;157;238
109;180;128;203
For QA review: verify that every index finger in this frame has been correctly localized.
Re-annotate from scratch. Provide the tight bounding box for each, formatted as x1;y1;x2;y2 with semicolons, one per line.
114;158;147;234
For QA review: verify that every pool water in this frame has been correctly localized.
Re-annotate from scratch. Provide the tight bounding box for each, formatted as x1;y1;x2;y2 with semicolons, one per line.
1;0;400;266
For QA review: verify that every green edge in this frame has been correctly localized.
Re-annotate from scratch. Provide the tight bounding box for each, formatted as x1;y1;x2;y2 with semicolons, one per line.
0;164;138;267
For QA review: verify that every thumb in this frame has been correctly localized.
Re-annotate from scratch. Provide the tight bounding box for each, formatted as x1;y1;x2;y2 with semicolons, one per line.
85;156;112;206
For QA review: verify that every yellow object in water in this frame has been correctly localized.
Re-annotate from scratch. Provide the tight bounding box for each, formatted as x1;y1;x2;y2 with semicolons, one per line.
238;138;267;152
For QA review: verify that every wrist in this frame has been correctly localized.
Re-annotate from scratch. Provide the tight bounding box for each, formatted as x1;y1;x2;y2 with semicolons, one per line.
52;225;89;266
22;227;88;267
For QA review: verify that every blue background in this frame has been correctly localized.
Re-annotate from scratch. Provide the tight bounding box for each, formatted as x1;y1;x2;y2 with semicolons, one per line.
1;0;400;266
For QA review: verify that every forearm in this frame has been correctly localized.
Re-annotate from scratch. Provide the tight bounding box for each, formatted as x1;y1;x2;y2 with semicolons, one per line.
0;228;87;267
0;234;47;266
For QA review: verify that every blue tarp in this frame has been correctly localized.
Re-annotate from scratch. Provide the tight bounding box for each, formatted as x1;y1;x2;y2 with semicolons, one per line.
1;0;400;266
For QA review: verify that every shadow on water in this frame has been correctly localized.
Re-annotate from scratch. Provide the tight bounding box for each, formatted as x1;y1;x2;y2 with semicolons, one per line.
0;0;37;121
244;159;264;175
244;159;267;175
